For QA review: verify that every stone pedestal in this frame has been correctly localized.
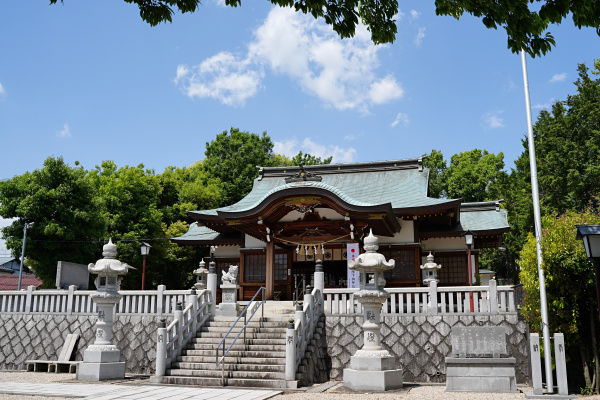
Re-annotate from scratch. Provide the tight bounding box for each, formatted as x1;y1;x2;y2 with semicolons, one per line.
217;283;240;317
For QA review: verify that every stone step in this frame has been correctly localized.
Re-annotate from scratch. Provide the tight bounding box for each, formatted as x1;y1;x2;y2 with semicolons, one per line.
188;343;286;352
157;375;293;389
178;355;286;365
198;331;286;339
191;337;286;346
166;368;286;380
205;322;287;329
171;362;285;373
200;326;284;333
183;349;285;359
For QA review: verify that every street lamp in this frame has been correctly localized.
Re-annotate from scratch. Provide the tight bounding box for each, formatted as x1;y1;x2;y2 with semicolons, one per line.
140;242;151;290
463;230;475;312
576;225;600;320
17;222;34;291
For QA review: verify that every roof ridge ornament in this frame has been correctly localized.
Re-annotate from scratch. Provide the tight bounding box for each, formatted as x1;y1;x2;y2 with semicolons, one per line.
285;163;323;183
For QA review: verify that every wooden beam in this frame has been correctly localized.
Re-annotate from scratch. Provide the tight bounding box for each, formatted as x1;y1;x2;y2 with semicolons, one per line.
266;240;274;300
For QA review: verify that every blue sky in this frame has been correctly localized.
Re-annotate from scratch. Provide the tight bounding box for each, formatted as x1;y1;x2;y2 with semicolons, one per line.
0;1;598;255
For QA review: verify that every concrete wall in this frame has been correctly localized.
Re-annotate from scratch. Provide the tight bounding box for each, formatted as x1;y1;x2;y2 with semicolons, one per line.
325;314;530;384
0;314;170;375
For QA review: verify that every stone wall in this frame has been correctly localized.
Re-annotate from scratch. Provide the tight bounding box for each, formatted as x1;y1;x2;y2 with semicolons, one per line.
325;314;530;384
0;314;170;375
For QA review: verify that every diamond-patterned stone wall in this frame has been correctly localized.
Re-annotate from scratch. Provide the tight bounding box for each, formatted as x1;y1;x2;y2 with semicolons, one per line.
326;314;530;384
0;314;170;375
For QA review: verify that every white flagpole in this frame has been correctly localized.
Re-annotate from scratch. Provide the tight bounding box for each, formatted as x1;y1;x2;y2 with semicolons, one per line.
520;49;554;394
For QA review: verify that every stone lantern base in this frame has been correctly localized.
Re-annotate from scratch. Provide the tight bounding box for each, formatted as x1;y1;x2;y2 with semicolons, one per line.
76;347;125;381
343;355;403;391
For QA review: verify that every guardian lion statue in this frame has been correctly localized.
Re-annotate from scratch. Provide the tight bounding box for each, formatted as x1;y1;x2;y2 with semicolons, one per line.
221;265;239;285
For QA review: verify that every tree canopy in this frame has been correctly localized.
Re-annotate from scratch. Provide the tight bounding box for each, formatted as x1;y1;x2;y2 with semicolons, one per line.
50;0;600;57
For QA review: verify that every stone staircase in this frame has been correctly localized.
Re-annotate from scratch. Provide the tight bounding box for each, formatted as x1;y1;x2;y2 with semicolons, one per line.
158;316;295;388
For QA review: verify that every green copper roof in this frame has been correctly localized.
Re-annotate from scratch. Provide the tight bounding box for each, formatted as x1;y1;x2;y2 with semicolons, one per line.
191;158;458;219
171;223;242;245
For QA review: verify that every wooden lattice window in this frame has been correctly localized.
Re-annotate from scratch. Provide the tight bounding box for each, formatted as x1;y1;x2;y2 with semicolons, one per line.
435;253;468;286
274;253;288;282
380;247;418;280
244;253;266;282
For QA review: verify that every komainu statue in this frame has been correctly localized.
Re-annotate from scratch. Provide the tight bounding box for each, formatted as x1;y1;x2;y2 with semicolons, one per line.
221;265;239;285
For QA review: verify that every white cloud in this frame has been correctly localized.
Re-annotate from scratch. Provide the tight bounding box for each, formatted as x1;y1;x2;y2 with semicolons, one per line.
175;7;403;111
550;73;566;83
0;217;15;256
0;82;5;99
215;0;226;7
175;52;264;106
390;112;409;128
369;76;403;104
414;27;426;47
57;123;71;138
482;111;504;129
344;134;356;141
533;98;555;110
273;137;356;163
410;10;420;20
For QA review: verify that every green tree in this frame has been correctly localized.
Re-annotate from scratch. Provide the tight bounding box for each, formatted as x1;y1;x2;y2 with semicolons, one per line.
88;161;166;289
51;0;600;56
422;149;447;198
519;210;600;392
203;128;276;205
273;151;333;167
0;157;104;286
442;149;507;202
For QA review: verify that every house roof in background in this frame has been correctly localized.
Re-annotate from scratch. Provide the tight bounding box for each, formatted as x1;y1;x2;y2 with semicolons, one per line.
0;275;42;291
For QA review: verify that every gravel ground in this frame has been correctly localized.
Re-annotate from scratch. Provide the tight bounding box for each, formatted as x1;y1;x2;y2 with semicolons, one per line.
2;371;600;400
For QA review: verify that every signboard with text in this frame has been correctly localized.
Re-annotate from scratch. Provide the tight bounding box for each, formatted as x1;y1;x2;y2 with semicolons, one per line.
347;243;360;289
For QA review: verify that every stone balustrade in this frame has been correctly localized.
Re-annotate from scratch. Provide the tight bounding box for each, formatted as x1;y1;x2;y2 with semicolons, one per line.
0;285;203;316
324;280;516;315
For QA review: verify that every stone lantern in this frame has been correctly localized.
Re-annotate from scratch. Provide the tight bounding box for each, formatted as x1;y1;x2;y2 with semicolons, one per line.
77;239;134;381
343;230;403;391
192;259;209;290
420;252;441;286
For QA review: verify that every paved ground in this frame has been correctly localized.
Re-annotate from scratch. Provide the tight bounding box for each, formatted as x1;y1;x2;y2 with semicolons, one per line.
0;371;598;400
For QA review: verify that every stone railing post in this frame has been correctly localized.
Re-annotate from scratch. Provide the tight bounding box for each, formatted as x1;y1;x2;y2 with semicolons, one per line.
207;261;218;316
25;285;35;314
304;287;314;335
428;281;438;315
489;279;498;314
295;303;305;353
155;319;167;377
189;289;198;336
156;284;166;316
285;319;297;381
174;302;184;356
66;285;77;315
314;260;324;314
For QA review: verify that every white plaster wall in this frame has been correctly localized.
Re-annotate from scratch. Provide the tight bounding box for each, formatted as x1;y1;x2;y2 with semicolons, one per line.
244;235;267;249
214;245;241;257
378;219;415;244
420;237;465;251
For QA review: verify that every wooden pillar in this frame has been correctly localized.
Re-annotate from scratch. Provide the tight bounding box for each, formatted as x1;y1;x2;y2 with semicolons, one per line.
266;240;274;299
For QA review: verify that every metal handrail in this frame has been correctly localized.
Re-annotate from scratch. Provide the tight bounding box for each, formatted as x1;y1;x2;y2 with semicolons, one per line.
215;286;266;385
292;275;306;306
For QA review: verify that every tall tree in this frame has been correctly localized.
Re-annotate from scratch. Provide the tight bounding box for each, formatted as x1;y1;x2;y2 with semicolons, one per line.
203;128;276;206
51;0;600;56
422;150;447;198
519;210;600;392
0;157;104;287
273;151;333;167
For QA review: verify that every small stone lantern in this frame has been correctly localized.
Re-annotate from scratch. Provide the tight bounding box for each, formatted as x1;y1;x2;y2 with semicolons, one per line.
77;239;134;381
343;230;403;391
420;252;441;286
192;259;209;290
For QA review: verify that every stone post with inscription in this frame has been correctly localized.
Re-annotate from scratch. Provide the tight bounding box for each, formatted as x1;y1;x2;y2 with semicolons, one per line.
343;230;403;391
77;239;133;381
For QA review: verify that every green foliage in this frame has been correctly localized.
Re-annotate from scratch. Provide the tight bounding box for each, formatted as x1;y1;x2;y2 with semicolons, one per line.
203;128;276;206
0;157;104;287
51;0;600;56
273;151;333;167
519;210;600;344
423;150;447;198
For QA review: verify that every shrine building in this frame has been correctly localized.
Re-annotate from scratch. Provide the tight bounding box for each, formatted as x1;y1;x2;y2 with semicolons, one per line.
173;157;509;300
